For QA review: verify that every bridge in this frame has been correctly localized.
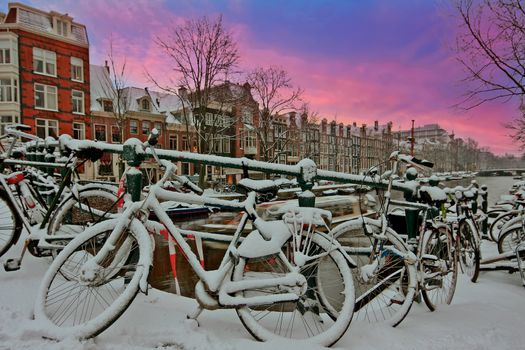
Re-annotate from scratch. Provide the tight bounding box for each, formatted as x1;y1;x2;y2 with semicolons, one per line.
477;169;525;177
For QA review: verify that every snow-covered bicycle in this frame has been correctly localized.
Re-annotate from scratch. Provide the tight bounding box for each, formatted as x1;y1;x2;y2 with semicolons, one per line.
34;133;356;346
330;151;457;326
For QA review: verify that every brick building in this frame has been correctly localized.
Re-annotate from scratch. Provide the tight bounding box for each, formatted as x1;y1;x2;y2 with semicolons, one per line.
0;3;89;138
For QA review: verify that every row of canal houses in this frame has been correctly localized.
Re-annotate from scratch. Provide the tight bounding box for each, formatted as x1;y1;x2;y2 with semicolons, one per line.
0;2;394;183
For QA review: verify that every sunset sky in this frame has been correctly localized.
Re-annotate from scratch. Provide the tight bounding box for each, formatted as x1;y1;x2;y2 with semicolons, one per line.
5;0;522;155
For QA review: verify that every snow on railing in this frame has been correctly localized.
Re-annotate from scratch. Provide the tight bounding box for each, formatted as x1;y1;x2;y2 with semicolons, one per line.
4;126;418;195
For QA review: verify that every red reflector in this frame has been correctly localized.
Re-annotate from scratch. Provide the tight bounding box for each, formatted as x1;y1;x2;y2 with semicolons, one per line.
6;172;24;185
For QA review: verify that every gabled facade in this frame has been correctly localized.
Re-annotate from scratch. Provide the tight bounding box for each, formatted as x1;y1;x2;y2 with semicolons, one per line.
0;3;89;138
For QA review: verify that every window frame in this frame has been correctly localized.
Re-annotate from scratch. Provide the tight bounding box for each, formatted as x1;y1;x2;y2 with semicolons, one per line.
94;124;107;142
34;83;58;111
142;120;151;135
35;118;59;139
0;115;19;135
0;77;18;103
111;125;121;143
71;90;85;115
73;122;85;140
129;119;138;134
70;57;84;82
33;48;56;77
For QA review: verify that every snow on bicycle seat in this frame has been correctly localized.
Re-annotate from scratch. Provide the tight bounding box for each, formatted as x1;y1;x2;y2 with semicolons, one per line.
237;178;278;193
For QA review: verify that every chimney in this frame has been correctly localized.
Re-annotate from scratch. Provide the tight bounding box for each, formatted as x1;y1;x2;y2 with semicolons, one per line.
321;118;327;132
346;124;352;138
374;120;379;131
339;123;344;137
353;122;357;128
104;60;110;74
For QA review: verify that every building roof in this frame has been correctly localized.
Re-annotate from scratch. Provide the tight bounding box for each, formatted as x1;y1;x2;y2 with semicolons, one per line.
90;64;186;124
1;2;88;46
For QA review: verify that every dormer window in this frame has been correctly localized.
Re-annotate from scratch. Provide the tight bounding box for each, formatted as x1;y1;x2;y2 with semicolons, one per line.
140;98;150;112
54;17;70;37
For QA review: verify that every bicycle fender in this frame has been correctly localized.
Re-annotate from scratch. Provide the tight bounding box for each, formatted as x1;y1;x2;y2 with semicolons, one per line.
130;219;153;294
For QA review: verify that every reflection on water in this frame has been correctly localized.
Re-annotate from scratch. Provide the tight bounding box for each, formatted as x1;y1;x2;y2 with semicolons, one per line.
149;176;518;295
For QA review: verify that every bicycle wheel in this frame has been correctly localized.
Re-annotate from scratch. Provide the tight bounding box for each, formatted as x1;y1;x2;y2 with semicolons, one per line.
498;225;525;254
489;211;517;242
233;235;355;347
458;220;481;282
421;226;458;311
345;228;417;326
48;187;118;236
34;219;148;340
0;189;22;257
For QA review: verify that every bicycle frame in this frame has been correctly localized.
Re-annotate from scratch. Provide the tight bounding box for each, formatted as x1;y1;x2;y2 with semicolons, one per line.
84;159;342;308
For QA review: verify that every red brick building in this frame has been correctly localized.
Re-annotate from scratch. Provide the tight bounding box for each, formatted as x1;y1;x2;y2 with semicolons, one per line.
0;3;89;139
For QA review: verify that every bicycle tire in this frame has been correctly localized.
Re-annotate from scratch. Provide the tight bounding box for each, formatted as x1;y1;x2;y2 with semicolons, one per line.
47;187;118;242
498;225;525;255
421;226;458;311
489;211;518;242
233;235;355;347
344;228;417;327
34;218;149;340
0;188;23;258
458;220;481;282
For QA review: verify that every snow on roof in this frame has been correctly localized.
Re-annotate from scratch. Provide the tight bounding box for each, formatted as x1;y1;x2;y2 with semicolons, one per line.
90;65;113;112
90;64;186;123
9;5;88;45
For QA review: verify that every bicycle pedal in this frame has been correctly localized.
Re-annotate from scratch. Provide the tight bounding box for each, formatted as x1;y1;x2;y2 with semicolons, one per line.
4;258;21;272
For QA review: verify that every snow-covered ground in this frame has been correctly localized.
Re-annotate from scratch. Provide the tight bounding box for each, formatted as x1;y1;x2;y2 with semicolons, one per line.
0;237;523;350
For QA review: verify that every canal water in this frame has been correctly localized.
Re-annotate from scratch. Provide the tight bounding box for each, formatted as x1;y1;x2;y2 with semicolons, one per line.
475;176;517;206
148;175;519;296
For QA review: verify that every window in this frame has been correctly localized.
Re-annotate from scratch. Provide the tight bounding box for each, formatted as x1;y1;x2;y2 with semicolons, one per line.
140;99;150;111
36;119;58;138
0;78;17;102
72;90;84;114
111;126;121;143
56;19;68;36
169;135;177;150
223;138;230;153
33;48;56;76
142;121;150;134
243;129;256;149
0;40;10;64
73;122;85;140
181;162;190;175
154;122;162;134
182;136;189;151
103;100;113;112
242;108;253;124
70;57;83;82
0;115;19;134
34;83;57;110
94;124;107;141
129;119;138;134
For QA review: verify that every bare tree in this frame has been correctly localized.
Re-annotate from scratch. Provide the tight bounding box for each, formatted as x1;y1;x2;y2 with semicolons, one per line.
247;66;303;163
453;0;525;146
148;15;240;186
96;37;132;176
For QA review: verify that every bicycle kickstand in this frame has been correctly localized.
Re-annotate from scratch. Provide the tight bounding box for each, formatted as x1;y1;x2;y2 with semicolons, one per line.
186;304;203;326
4;239;29;272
